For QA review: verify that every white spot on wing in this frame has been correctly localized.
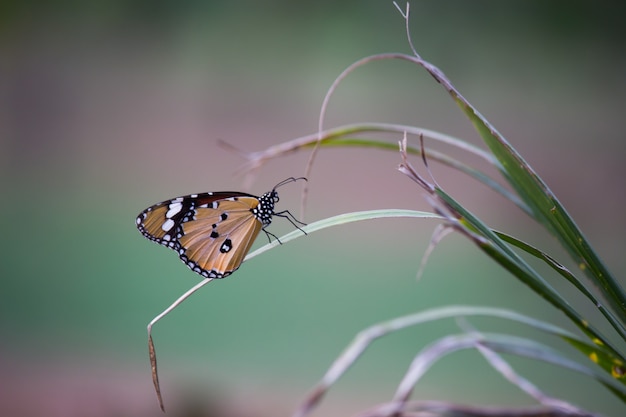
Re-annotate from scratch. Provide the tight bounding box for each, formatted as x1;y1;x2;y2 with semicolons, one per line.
162;218;175;232
166;202;183;218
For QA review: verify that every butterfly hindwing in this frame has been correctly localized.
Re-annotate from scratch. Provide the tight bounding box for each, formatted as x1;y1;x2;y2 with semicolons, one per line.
136;192;265;278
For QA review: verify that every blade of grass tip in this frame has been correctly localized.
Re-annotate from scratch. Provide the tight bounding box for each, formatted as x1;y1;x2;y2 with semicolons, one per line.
146;277;214;411
456;319;565;407
496;230;626;342
415;223;454;282
483;334;626;403
475;342;589;414
147;334;164;412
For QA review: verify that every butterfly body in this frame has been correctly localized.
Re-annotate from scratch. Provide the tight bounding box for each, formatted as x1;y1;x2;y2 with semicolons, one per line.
136;178;305;279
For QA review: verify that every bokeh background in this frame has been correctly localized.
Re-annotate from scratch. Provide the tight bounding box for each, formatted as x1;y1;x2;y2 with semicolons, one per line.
1;1;625;416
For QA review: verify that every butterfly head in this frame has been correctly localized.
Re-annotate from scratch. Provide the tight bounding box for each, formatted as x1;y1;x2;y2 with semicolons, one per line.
253;177;306;227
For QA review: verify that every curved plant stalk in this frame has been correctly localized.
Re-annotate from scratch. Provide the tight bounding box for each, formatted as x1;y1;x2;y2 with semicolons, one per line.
474;342;584;410
146;210;439;410
223;122;495;168
245;209;441;261
390;333;615;415
292;305;625;417
221;124;529;215
359;400;597;417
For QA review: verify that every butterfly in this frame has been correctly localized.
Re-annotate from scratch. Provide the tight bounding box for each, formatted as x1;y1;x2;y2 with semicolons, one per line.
136;177;307;279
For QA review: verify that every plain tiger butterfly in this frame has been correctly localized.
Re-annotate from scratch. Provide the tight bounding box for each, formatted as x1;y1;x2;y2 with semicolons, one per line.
136;177;307;411
136;177;307;279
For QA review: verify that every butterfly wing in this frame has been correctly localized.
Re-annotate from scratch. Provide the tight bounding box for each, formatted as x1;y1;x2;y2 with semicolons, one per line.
136;192;263;278
178;199;263;277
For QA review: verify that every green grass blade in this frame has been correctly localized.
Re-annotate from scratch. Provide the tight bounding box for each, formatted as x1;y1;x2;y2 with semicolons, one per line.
245;209;441;261
459;101;626;322
433;187;626;373
360;52;624;326
240;123;529;214
295;305;626;417
393;332;626;406
496;230;626;340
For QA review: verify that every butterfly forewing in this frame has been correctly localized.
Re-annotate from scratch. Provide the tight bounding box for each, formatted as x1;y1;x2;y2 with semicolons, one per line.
178;197;264;276
136;192;264;278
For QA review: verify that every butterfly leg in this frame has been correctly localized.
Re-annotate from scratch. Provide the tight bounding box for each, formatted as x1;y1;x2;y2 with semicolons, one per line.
262;228;282;244
274;210;308;235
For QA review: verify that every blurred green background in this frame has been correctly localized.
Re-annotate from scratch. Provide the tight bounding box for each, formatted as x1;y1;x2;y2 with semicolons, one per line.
1;1;625;416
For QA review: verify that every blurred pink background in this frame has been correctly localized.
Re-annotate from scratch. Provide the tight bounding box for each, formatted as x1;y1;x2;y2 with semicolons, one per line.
1;2;625;416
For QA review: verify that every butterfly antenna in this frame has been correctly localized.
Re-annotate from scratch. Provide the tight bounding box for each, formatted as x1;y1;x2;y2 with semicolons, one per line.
273;176;307;191
147;278;214;411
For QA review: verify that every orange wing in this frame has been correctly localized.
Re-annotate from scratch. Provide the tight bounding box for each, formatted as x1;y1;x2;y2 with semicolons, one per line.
178;199;263;277
136;192;264;278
